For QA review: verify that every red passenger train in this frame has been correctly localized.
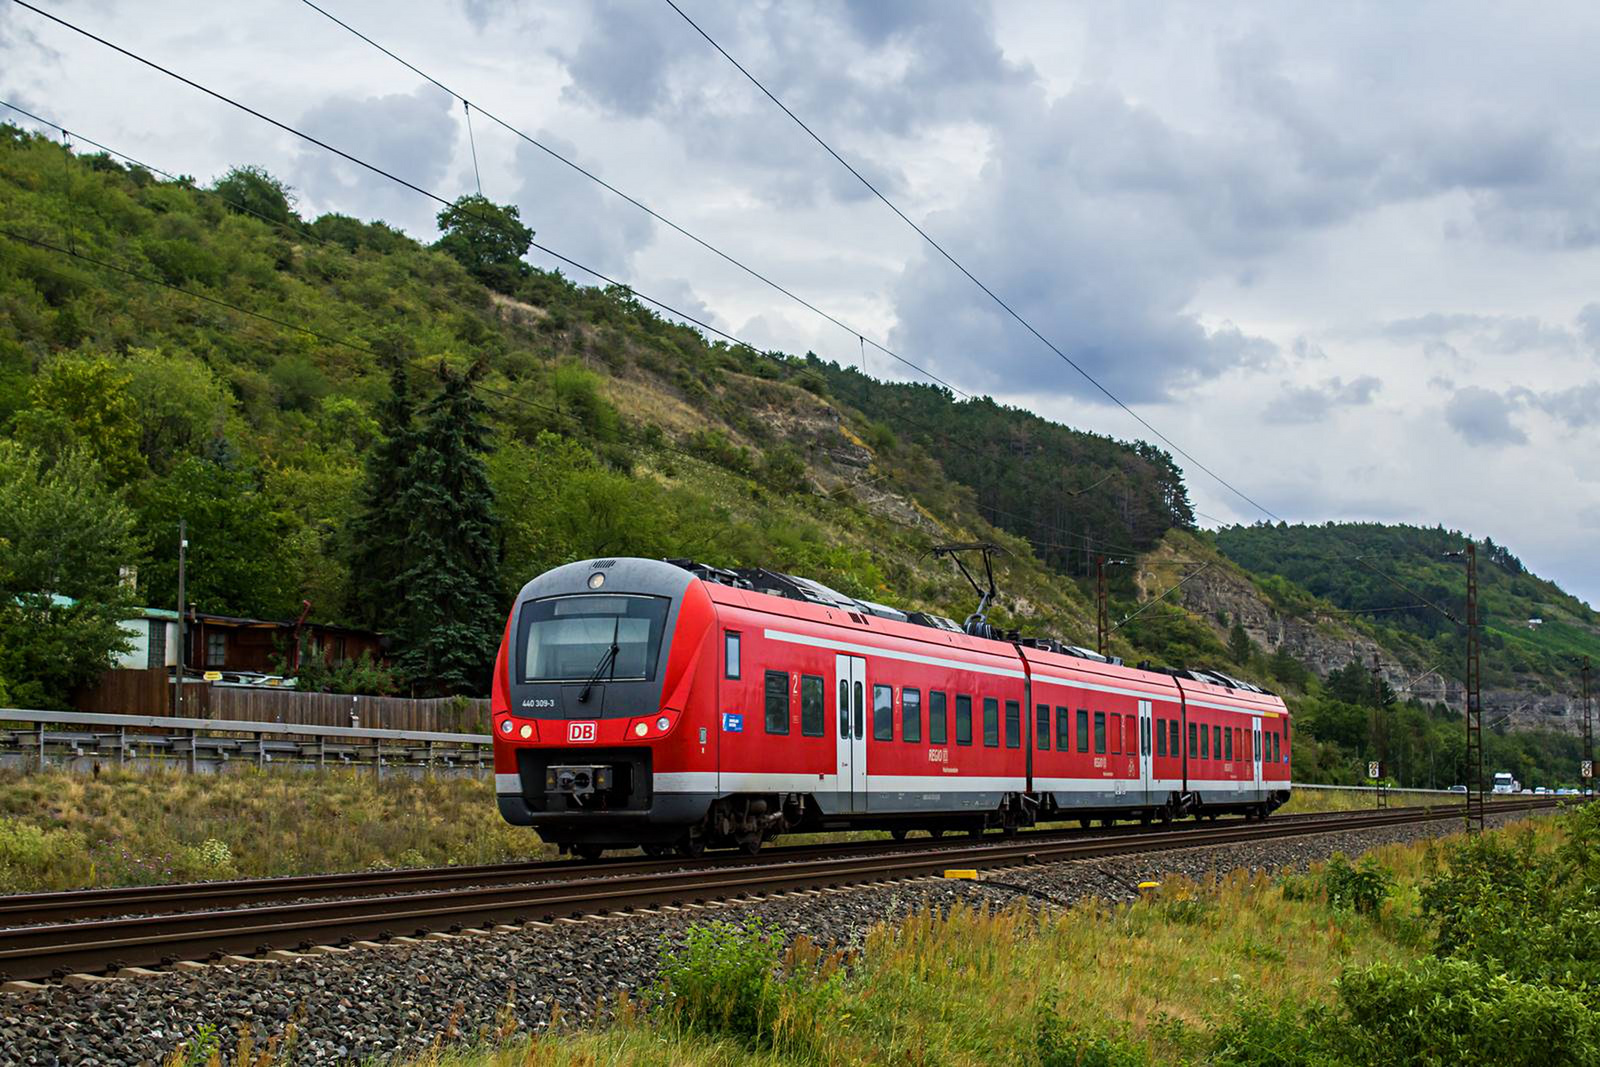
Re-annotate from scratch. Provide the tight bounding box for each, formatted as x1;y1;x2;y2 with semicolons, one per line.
491;557;1292;858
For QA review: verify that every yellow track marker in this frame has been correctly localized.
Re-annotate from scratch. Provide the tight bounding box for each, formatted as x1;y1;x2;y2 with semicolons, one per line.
943;869;979;880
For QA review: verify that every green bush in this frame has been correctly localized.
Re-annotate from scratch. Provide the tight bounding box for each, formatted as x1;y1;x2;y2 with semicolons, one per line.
0;819;91;891
1321;854;1393;915
1037;999;1150;1067
1334;958;1600;1066
653;920;841;1049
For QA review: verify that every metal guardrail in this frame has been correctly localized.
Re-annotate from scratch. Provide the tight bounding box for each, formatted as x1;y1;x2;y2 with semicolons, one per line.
0;708;490;773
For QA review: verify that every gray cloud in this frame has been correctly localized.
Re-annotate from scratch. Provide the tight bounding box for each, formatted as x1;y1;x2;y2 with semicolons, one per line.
294;86;458;235
513;133;655;275
1524;382;1600;429
1445;386;1528;446
1580;303;1600;352
1264;375;1382;424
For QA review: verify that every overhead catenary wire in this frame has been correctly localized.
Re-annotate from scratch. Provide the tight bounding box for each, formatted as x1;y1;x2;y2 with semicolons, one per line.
661;0;1282;524
9;1;1472;654
292;0;968;399
13;0;1202;582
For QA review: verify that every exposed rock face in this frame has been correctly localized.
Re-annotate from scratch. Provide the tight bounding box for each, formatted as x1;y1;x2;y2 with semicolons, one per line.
1166;558;1581;735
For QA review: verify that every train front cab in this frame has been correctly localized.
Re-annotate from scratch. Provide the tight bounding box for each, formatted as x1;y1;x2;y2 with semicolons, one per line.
491;558;721;855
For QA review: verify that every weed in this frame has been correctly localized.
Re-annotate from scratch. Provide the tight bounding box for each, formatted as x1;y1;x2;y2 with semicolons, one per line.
1321;854;1393;915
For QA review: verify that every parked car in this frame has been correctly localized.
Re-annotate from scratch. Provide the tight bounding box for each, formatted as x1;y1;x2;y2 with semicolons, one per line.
1448;784;1468;793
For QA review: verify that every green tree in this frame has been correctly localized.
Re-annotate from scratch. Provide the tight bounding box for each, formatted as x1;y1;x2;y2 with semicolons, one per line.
0;444;138;707
433;194;532;293
392;363;502;695
121;347;235;473
1268;645;1309;689
1228;621;1253;664
346;344;418;631
211;165;295;227
133;456;299;619
11;354;145;485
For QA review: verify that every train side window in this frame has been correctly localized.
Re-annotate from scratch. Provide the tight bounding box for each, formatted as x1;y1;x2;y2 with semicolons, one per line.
1156;717;1166;757
1274;731;1282;763
1110;712;1122;754
903;689;922;743
1036;704;1050;750
1004;701;1021;749
873;684;893;741
1057;706;1070;751
1169;720;1179;759
1224;726;1232;761
800;675;824;737
1076;709;1089;752
955;695;973;745
725;632;741;679
1200;723;1209;759
1236;727;1244;761
1094;711;1106;754
1213;725;1222;761
930;692;948;745
765;670;790;734
983;698;1000;747
853;681;864;740
839;680;849;738
1188;721;1197;757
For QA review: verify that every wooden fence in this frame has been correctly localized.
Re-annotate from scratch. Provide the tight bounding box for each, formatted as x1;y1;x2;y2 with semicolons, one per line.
74;669;490;733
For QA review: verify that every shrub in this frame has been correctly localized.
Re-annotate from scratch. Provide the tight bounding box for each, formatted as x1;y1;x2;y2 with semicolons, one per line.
1321;854;1393;915
653;920;842;1049
1037;1000;1150;1067
0;819;91;891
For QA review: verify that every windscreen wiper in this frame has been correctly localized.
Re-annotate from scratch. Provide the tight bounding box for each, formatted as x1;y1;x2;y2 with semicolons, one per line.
577;617;621;704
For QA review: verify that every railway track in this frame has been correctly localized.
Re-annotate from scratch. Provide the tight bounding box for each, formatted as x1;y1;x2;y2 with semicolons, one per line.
0;800;1495;926
0;797;1558;983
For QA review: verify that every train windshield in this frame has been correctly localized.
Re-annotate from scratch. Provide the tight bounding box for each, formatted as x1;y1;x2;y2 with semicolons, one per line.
519;595;670;683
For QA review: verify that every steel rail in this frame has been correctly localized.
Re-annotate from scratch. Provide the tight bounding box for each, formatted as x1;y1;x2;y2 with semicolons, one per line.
0;798;1558;982
0;800;1497;925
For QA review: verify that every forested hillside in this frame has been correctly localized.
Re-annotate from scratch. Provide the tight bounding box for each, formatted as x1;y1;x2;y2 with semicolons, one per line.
1216;523;1600;695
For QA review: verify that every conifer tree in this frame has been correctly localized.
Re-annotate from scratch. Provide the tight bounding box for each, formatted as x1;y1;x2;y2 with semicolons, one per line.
346;338;418;632
391;361;502;695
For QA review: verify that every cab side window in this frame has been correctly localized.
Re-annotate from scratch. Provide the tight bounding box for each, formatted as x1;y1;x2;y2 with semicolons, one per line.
764;671;790;734
725;632;741;678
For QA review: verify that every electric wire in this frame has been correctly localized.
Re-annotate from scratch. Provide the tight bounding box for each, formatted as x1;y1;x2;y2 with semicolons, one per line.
293;0;968;399
662;0;1282;523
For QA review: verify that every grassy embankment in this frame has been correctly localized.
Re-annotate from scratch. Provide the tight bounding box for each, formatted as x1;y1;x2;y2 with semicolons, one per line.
171;805;1589;1066
0;768;548;891
0;766;1416;892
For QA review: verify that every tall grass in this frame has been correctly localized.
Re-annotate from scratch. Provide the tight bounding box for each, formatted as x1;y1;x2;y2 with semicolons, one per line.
0;767;551;891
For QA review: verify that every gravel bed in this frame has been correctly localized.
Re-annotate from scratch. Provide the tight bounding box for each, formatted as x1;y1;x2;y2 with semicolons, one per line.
0;809;1544;1066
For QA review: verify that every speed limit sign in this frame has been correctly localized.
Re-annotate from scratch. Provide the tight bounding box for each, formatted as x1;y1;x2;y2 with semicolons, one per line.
1583;760;1593;780
1368;761;1381;780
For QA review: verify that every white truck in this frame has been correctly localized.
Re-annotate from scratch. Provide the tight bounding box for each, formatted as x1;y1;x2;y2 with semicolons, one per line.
1492;771;1519;794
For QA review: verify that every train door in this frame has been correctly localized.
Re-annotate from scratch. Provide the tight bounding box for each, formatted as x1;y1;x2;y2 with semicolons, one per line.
1138;700;1153;804
1252;721;1264;800
835;655;868;812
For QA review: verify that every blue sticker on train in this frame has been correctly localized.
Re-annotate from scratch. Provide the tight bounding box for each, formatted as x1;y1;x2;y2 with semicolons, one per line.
722;713;743;732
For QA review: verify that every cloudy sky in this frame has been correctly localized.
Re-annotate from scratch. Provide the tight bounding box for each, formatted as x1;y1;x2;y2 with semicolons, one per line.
5;1;1600;602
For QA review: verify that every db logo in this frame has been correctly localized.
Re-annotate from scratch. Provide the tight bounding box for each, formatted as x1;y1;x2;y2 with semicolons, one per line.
567;721;598;743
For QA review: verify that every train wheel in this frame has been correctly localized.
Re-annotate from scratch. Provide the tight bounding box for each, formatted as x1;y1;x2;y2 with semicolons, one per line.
968;824;985;839
641;843;674;858
890;828;908;842
574;843;604;861
927;828;944;840
1159;804;1173;826
676;830;706;858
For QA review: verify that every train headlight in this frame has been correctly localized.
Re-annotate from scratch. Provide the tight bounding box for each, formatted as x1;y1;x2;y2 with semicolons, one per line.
634;722;648;737
519;724;533;740
500;720;512;734
656;716;670;732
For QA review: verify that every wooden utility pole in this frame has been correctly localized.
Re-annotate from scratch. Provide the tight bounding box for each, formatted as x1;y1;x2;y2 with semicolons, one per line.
1096;555;1108;658
174;519;187;718
1465;542;1483;834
